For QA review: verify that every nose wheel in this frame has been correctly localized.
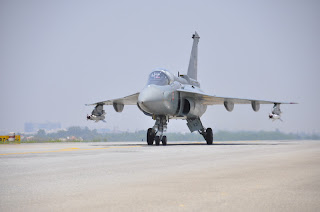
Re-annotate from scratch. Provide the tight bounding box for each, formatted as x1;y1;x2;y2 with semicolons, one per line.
155;136;160;146
147;133;167;146
162;136;167;146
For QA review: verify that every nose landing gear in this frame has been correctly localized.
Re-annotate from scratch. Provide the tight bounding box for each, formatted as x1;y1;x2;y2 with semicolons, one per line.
146;115;168;146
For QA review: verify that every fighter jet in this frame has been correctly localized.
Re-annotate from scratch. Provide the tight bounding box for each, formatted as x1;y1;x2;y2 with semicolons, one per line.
87;32;296;145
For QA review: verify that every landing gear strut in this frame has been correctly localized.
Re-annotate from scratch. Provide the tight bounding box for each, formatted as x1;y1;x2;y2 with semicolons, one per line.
187;118;213;145
146;115;168;146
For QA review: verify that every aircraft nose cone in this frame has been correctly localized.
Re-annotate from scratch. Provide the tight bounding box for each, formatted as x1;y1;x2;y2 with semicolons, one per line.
138;85;164;114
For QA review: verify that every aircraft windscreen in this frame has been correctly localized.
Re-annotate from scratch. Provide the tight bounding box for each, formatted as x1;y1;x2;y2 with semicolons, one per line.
147;71;170;86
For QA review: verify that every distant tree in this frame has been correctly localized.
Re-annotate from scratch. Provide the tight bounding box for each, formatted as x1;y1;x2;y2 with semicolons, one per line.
36;129;46;137
24;126;320;142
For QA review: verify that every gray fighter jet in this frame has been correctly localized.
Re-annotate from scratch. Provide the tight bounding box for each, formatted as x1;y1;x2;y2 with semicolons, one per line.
87;32;296;145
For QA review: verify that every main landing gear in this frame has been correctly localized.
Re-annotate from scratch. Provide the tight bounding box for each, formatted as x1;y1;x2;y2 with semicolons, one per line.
146;116;168;146
200;127;213;145
147;116;213;146
187;118;213;145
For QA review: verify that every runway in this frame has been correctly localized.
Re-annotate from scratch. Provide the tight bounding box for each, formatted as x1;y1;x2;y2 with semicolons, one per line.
1;140;319;211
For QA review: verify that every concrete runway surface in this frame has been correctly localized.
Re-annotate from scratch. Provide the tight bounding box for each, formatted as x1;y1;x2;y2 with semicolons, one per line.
0;140;319;212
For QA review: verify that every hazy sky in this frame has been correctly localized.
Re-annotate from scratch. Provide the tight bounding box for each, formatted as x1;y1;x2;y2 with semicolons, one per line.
1;0;319;134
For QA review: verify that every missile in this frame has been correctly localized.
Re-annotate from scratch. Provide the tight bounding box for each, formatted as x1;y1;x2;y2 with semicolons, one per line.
87;104;106;122
269;113;282;121
87;113;106;122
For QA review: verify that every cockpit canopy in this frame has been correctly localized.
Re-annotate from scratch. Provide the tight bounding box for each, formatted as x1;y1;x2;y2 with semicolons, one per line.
147;70;171;86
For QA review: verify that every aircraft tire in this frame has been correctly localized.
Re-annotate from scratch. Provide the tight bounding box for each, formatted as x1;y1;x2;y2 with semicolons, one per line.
206;128;213;145
147;128;154;145
162;136;167;146
155;136;160;146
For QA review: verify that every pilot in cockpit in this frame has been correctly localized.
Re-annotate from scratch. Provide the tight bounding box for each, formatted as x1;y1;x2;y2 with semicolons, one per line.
147;71;169;86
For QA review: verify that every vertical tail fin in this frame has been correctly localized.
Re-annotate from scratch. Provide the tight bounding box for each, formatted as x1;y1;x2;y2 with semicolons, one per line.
187;31;200;80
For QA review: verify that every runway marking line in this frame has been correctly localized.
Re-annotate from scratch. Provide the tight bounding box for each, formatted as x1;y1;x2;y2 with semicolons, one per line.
0;146;141;156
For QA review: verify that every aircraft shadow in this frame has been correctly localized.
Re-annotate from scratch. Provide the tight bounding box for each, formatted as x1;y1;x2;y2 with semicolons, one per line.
91;141;285;147
163;142;281;146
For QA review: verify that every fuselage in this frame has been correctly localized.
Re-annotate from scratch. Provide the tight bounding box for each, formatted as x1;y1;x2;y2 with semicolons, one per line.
137;69;207;119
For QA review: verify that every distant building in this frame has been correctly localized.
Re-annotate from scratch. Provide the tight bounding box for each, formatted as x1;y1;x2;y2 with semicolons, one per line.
24;122;61;133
